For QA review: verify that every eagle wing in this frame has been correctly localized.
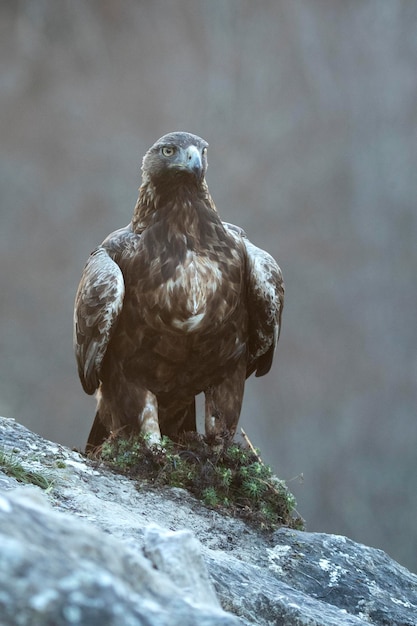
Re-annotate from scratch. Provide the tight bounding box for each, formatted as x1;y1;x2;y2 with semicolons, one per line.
223;223;284;378
73;247;125;395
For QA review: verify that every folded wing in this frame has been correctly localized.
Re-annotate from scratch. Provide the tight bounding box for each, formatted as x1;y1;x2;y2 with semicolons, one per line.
223;223;284;378
73;247;125;394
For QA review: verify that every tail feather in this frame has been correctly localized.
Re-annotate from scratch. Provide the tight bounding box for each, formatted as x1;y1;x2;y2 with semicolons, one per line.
85;412;109;454
159;400;196;440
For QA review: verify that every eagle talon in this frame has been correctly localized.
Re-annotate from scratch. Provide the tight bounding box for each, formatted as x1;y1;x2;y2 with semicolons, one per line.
149;442;166;457
142;431;162;449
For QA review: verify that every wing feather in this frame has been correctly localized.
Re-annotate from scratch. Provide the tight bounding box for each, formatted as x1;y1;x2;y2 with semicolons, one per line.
223;223;284;377
73;247;125;394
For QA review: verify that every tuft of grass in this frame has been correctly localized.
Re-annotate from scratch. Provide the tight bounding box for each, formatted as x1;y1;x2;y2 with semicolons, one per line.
94;433;304;532
0;449;52;490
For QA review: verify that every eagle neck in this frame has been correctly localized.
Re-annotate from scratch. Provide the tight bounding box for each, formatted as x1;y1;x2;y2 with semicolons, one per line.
131;179;218;234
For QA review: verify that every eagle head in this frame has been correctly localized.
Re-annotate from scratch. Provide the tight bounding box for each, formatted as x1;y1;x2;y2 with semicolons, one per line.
141;132;209;187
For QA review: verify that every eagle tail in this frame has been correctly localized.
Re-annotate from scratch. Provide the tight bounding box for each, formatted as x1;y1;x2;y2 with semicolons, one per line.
85;411;109;454
158;399;197;441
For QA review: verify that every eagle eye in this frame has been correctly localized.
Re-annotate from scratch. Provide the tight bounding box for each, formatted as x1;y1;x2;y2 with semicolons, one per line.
202;147;207;157
161;146;176;157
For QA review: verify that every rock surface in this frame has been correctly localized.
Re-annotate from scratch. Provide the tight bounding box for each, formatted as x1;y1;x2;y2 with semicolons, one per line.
0;416;416;626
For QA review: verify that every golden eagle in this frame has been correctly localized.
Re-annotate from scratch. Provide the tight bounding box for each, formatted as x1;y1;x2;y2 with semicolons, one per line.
74;132;284;451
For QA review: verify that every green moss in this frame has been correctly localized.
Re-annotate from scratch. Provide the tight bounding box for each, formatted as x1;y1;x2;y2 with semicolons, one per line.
94;433;304;532
0;449;52;490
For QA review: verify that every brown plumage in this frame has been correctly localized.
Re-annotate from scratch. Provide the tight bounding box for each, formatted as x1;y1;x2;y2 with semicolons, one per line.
73;132;284;451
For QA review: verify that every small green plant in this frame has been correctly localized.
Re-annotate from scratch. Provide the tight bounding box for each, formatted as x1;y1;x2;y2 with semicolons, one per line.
0;449;52;490
95;433;304;532
202;486;219;507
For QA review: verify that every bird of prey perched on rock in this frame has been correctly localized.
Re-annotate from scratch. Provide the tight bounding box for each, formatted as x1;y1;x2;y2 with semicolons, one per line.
73;131;284;451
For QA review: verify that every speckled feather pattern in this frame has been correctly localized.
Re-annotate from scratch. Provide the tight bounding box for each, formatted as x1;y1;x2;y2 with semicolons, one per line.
73;132;284;446
74;248;125;394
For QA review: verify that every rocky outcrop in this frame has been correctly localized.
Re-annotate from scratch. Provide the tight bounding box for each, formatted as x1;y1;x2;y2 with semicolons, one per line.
0;416;416;625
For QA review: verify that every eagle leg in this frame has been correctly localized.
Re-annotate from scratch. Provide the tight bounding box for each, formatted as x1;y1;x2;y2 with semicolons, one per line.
137;389;161;446
86;386;161;451
204;359;246;441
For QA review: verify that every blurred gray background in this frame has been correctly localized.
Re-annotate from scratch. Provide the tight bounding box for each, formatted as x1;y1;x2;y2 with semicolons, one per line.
1;1;416;572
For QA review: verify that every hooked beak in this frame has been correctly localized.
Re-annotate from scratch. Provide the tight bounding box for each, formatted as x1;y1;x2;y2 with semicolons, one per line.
184;145;202;177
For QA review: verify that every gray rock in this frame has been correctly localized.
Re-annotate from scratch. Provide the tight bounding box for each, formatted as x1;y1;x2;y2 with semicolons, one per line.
0;489;238;626
206;532;417;626
143;525;221;608
269;529;417;624
0;416;416;625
